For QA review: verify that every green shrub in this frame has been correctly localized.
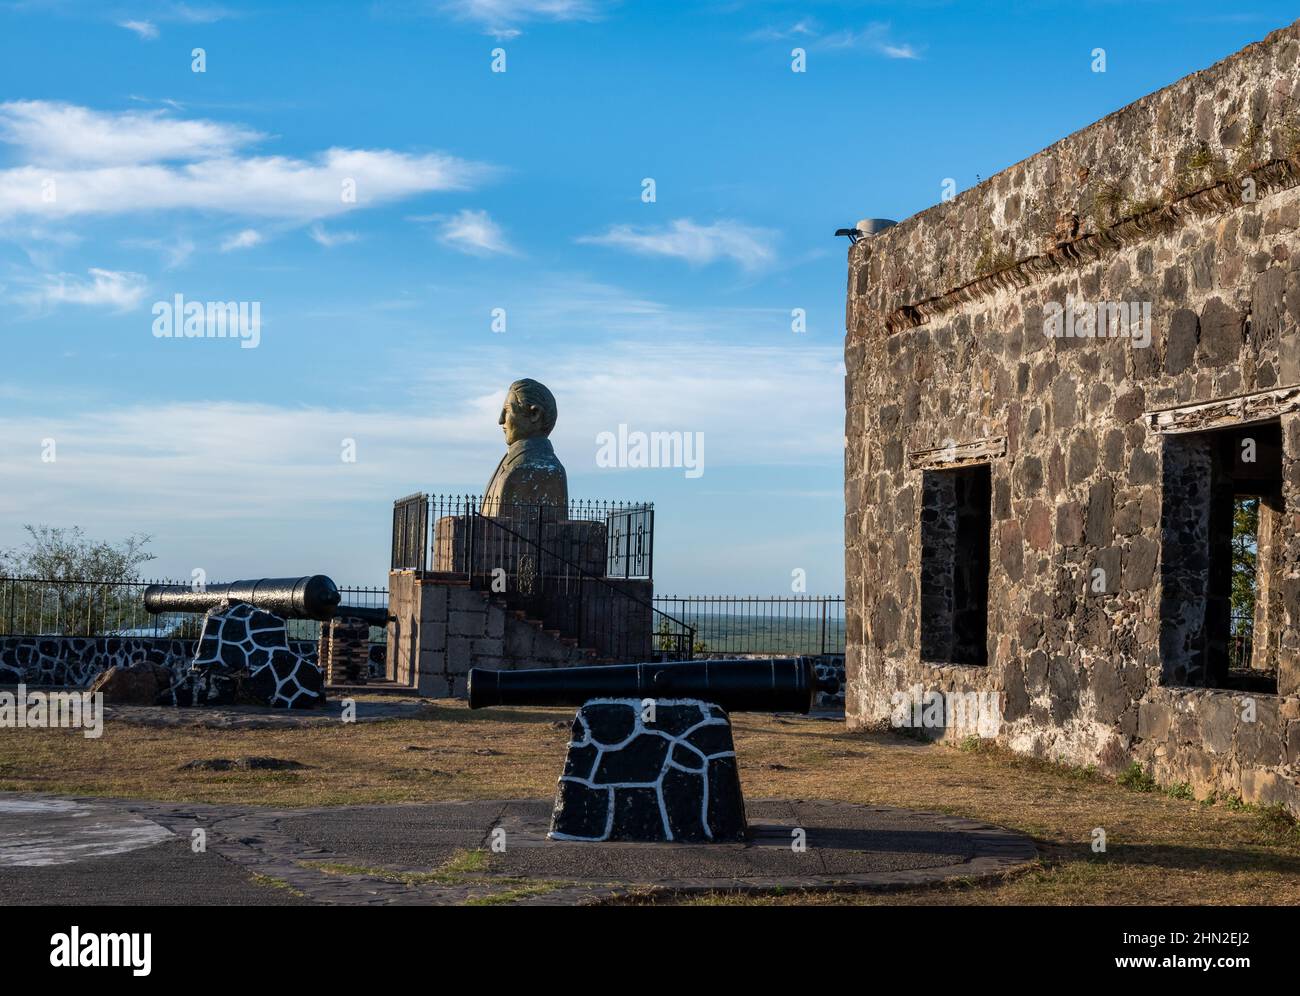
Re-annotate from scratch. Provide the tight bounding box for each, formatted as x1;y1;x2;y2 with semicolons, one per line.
1117;762;1157;793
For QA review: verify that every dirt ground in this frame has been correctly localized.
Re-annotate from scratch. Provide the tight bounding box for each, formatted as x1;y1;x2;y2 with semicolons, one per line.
2;697;1298;905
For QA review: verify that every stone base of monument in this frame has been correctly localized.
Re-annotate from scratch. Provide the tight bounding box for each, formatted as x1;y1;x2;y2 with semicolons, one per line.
549;698;747;843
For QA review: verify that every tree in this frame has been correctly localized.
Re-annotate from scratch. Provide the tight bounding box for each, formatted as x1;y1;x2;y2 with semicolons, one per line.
1230;499;1258;635
1;525;155;582
0;526;156;636
1229;498;1259;670
655;614;704;658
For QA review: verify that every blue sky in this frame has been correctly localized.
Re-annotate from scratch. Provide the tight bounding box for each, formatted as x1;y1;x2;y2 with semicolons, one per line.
0;1;1295;592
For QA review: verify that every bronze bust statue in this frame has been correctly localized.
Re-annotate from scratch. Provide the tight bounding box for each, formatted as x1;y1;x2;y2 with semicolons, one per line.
482;378;568;511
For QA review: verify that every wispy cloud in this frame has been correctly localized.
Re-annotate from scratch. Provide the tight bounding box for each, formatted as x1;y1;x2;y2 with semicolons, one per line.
433;208;514;256
15;267;149;312
879;43;920;60
220;228;262;251
0;102;495;223
578;218;776;270
164;3;235;23
745;19;817;42
440;0;606;39
309;223;359;248
748;19;922;60
120;234;195;268
119;20;159;40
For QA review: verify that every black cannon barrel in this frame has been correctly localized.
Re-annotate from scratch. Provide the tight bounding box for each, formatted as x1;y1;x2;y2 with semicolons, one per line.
143;575;342;622
468;658;822;714
334;604;390;627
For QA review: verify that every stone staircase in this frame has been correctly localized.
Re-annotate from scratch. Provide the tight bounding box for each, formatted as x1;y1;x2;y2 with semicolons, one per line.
387;572;601;697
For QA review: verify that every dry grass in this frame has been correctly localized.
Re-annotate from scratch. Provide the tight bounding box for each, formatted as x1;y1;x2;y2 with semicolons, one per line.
2;700;1298;905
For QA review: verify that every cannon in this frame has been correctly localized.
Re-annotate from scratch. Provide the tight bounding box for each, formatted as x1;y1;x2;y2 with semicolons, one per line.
143;575;388;625
468;657;823;714
468;658;836;844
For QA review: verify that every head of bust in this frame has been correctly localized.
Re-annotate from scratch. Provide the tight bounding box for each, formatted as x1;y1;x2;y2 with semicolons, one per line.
498;378;558;445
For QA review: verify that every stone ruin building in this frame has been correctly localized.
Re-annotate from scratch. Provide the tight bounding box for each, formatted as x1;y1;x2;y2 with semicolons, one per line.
844;20;1300;814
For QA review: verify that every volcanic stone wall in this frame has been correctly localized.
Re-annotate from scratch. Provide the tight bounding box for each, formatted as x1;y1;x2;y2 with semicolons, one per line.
845;20;1300;812
0;635;319;688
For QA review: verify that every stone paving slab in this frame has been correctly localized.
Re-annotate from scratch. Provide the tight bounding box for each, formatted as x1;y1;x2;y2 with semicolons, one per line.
0;792;1036;905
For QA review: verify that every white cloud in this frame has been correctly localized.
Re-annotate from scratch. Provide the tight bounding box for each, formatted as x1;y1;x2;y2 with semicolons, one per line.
442;0;605;37
745;19;817;42
16;267;149;312
748;20;921;60
818;23;922;59
119;20;159;40
164;3;234;23
434;208;513;256
120;235;195;268
220;228;262;251
309;223;359;248
578;218;776;270
880;43;920;60
0;149;492;223
0;101;260;166
0;102;494;223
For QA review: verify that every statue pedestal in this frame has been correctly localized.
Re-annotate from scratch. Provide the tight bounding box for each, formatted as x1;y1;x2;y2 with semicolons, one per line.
549;698;747;843
432;514;607;577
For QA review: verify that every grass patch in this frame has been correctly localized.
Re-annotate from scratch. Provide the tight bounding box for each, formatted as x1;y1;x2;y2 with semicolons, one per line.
974;237;1016;278
301;848;490;887
1090;179;1126;227
1117;762;1157;793
465;881;571;905
250;873;307;898
1255;805;1300;845
1121;196;1162;219
302;849;573;905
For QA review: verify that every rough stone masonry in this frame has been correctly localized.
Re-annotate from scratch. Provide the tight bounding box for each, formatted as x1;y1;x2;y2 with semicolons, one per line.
844;19;1300;814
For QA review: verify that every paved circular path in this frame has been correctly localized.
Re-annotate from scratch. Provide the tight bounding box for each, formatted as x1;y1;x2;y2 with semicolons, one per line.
0;792;1037;905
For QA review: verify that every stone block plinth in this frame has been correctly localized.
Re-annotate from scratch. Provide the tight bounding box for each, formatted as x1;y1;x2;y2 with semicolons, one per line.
549;698;747;843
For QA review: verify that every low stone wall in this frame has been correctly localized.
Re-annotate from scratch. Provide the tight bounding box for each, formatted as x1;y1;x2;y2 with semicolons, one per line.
1133;687;1300;805
0;635;318;688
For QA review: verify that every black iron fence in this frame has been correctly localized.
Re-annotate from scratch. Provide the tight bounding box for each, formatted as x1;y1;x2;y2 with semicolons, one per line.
1;577;171;638
469;512;692;661
328;584;390;647
392;493;655;580
0;576;388;643
1229;610;1254;671
651;595;846;657
391;493;690;661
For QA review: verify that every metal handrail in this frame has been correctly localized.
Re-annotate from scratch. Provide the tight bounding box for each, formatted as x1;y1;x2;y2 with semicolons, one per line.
467;511;694;660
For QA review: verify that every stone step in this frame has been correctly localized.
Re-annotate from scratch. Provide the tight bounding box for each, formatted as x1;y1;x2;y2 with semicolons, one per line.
324;681;412;697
